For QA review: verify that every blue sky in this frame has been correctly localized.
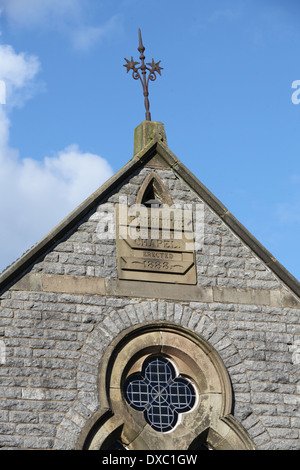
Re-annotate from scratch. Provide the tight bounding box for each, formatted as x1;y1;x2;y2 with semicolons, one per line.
0;0;299;281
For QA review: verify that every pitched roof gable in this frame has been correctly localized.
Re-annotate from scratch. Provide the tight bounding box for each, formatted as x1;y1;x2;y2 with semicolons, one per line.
1;130;299;298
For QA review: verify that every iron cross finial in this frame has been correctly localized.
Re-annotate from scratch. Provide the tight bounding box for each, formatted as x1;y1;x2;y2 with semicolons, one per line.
124;29;163;121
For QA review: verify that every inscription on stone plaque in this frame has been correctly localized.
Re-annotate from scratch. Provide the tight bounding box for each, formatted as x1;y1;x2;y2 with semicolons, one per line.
116;205;197;284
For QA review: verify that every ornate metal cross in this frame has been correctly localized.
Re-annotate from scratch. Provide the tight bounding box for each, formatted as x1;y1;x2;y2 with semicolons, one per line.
124;29;163;121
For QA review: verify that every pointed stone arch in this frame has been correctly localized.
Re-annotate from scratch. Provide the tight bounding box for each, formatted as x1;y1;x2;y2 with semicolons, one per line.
52;301;270;450
136;171;173;206
77;322;255;450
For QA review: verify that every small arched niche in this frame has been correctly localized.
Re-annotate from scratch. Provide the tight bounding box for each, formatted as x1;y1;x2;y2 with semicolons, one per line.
136;171;173;207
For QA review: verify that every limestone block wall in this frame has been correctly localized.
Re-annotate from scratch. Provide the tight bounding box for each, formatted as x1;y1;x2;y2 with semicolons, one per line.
0;164;299;450
29;166;289;292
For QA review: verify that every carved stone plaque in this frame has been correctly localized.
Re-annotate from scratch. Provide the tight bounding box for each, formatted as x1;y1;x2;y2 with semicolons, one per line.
116;205;197;284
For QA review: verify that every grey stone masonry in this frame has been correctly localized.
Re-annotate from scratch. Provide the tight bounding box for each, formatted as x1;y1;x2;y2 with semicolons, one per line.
30;166;290;291
0;293;299;449
0;142;299;450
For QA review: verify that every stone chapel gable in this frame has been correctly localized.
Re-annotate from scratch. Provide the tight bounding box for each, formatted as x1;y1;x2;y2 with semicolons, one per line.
0;121;299;450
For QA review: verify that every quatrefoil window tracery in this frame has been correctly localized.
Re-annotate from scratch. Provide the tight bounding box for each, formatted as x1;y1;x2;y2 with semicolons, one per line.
124;355;197;433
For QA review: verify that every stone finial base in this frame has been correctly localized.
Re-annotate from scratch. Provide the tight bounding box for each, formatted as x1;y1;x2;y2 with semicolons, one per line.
134;121;167;155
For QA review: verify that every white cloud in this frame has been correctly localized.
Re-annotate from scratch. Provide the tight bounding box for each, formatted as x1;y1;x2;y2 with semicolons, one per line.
0;44;40;108
0;0;81;28
0;43;41;148
0;42;113;273
0;0;122;51
71;15;122;51
0;144;113;273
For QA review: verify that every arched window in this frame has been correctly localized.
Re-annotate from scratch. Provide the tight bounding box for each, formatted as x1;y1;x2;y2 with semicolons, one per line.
81;324;255;451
